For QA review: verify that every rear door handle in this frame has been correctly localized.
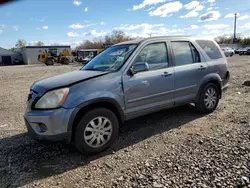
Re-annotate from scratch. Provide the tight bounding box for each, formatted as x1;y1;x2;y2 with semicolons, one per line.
161;72;172;77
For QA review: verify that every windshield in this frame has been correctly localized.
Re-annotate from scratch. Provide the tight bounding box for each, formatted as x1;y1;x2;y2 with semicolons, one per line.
82;44;137;72
85;54;94;59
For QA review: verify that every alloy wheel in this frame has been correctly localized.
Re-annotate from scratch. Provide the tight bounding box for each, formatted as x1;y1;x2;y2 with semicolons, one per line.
204;87;218;109
84;117;113;148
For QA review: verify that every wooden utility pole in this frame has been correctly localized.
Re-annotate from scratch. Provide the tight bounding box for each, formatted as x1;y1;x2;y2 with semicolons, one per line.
233;13;237;44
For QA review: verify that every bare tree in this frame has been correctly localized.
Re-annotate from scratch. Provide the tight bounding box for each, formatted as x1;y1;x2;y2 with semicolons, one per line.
241;37;250;45
215;35;250;45
35;41;44;46
75;30;135;50
15;39;26;48
50;43;60;46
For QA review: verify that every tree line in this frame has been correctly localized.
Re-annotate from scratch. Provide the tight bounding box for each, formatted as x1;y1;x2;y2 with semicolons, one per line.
11;30;135;51
215;36;250;45
11;32;250;52
74;30;135;50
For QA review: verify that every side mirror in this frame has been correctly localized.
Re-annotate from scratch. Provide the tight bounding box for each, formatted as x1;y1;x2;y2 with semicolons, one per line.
131;62;149;75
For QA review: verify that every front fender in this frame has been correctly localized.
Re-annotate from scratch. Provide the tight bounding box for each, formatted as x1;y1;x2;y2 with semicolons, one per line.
66;95;125;142
63;90;124;109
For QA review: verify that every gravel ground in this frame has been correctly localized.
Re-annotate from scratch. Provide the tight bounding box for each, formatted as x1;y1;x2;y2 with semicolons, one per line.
0;56;249;188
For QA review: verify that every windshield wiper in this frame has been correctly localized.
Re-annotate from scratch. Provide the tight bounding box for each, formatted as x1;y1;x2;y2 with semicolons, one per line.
84;68;106;71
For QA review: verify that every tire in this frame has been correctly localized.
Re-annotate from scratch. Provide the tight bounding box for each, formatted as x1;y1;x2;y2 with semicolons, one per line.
61;58;70;65
75;108;119;155
195;83;220;113
45;58;54;66
230;52;233;57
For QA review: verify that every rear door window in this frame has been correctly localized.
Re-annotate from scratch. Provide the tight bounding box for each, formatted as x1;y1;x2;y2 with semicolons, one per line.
196;40;222;60
171;41;200;66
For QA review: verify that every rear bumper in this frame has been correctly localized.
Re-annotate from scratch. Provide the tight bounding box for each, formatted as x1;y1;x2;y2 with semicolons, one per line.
222;71;230;92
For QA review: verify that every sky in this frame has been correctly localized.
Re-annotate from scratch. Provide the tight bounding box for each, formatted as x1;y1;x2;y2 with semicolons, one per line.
0;0;250;49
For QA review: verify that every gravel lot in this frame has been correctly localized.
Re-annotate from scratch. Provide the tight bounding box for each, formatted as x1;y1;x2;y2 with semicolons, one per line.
0;56;249;188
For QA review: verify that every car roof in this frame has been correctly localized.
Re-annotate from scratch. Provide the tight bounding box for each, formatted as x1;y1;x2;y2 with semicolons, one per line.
78;49;99;51
115;35;215;46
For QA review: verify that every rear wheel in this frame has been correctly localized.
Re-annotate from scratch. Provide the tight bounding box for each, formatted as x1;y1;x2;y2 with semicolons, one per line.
45;58;54;66
195;83;220;113
75;108;119;154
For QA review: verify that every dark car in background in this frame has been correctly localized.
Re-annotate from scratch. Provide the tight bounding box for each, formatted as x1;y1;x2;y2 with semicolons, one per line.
234;48;242;54
239;47;250;55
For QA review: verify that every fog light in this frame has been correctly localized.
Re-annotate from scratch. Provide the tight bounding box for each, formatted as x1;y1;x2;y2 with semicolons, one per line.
36;123;47;133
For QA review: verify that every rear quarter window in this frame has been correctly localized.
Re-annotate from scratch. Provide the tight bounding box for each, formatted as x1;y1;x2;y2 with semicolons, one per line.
196;40;222;60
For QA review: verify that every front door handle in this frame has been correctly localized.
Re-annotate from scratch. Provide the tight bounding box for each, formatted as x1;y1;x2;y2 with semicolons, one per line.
161;72;172;77
198;65;207;71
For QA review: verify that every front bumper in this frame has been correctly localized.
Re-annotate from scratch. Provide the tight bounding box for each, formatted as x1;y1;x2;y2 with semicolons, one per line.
24;118;68;141
24;107;74;142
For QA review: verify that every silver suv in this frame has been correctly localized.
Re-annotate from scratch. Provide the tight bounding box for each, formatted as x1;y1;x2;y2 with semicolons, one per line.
24;36;230;154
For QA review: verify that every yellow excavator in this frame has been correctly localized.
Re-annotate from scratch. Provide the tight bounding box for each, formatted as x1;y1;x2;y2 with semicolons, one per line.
38;48;71;65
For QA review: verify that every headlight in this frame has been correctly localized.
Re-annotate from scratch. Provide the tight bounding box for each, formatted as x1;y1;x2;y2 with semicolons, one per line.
34;88;69;109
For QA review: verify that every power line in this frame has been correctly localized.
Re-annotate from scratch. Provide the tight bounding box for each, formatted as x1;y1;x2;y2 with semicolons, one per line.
142;8;250;38
181;8;250;32
236;8;250;14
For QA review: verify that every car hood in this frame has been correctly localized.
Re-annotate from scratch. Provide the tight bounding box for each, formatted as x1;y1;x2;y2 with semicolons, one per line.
31;70;108;94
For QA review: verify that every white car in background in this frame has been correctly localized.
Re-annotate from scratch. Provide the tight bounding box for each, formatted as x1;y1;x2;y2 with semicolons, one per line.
222;47;234;57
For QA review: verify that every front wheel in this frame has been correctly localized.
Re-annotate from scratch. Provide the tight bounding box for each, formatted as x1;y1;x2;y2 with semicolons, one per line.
75;108;119;154
61;58;70;65
195;83;220;113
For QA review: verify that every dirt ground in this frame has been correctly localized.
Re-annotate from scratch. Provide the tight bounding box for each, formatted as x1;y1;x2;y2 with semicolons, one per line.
0;56;249;188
